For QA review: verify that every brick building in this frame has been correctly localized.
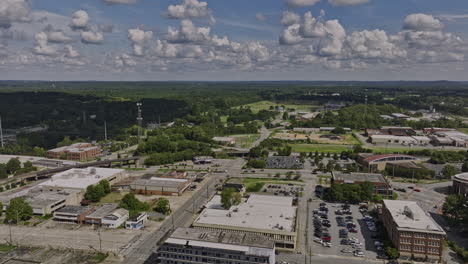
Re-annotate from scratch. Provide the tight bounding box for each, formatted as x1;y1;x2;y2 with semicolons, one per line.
380;200;446;262
331;172;393;197
47;143;101;161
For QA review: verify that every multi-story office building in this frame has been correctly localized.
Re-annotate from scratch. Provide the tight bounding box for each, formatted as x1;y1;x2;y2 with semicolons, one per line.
47;143;101;161
380;200;446;262
158;227;275;264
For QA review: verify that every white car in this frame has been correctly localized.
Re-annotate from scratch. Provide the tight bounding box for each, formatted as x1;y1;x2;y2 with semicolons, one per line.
322;242;332;247
354;251;365;257
313;238;323;244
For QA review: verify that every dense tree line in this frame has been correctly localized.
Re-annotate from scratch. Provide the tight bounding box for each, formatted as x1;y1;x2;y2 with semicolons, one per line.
323;182;376;203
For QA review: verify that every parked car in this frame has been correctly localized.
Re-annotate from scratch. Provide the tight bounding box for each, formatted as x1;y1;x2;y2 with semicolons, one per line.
353;250;365;257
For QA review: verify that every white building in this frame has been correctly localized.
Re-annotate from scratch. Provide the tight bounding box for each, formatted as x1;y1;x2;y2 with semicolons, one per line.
39;167;126;192
101;208;129;228
193;194;297;250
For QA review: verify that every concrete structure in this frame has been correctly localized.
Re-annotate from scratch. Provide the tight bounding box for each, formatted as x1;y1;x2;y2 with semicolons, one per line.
131;177;191;196
192;156;215;164
212;136;236;145
47;143;101;161
159;170;188;179
391;113;411;119
53;205;94;223
158;227;276;264
32;159;79;168
319;127;351;133
39;167;126;193
125;212;148;230
380;200;446;262
293;127;320;134
366;127;415;137
193;194;297;250
453;173;468;196
332;172;393;197
0;188;82;216
85;203;119;225
358;154;421;172
370;135;418;145
266;156;303;169
101;208;129;228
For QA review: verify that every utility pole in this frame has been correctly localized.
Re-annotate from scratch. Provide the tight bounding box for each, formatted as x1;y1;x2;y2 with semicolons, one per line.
8;220;12;245
104;121;107;141
98;228;102;252
136;103;143;144
0;115;4;148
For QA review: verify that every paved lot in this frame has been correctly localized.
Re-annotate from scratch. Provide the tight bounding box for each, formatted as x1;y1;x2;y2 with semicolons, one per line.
308;200;379;261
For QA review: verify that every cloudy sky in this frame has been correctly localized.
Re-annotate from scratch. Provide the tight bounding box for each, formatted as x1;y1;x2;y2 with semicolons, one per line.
1;0;468;81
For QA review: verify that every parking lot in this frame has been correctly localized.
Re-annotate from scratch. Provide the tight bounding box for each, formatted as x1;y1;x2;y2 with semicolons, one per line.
262;183;303;197
308;200;381;260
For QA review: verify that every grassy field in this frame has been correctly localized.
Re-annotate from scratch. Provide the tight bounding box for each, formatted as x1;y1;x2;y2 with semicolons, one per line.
99;192;127;204
0;245;16;252
231;134;260;148
239;177;304;192
290;144;353;153
236;100;317;113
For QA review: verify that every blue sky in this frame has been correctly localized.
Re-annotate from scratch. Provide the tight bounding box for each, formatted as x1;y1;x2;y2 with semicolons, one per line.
1;0;468;80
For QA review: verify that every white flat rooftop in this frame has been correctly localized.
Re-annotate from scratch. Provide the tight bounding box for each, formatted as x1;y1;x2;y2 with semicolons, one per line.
39;167;124;190
195;194;296;233
149;177;187;182
383;200;446;234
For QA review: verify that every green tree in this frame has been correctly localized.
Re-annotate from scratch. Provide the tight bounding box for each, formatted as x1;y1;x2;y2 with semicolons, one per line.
441;165;460;179
6;158;21;174
462;161;468;173
385;246;399;259
23;161;33;169
154;198;171;215
0;164;7;179
84;180;110;202
360;181;374;201
331;127;346;134
5;197;33;223
33;146;47;157
57;136;73;147
119;193;150;216
221;188;241;209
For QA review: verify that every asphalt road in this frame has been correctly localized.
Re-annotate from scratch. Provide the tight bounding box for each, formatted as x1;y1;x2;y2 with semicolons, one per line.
121;158;245;264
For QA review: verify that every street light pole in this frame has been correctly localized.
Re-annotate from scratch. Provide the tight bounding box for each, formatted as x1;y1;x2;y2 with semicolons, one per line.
98;228;102;252
8;220;12;245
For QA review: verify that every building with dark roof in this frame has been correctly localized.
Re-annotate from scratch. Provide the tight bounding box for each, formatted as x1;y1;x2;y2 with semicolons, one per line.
266;156;303;169
331;172;393;197
158;227;276;264
358;153;421;172
53;205;94;223
131;177;192;196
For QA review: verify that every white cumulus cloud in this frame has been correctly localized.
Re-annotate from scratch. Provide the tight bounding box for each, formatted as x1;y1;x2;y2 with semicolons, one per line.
128;28;153;56
166;19;211;43
328;0;369;6
81;31;104;44
284;0;321;8
280;11;301;26
70;10;89;30
403;13;443;32
0;0;31;28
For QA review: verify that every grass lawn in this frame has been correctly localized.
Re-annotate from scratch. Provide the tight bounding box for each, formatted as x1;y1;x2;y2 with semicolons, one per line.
235;100;317;113
290;144;353;153
98;192;127;204
231;134;260;148
91;253;108;263
368;147;427;154
0;245;16;252
241;177;304;193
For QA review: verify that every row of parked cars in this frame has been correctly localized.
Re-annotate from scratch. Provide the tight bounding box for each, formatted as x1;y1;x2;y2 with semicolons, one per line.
313;203;332;247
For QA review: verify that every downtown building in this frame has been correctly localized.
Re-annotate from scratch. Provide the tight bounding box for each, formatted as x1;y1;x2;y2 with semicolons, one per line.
380;200;446;262
158;227;275;264
452;173;468;196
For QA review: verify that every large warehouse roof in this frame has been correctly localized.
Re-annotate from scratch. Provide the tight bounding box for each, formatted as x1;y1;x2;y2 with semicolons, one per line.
195;194;296;233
